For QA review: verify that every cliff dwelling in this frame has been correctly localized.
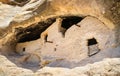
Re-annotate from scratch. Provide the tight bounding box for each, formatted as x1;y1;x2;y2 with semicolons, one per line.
13;16;117;71
0;0;120;75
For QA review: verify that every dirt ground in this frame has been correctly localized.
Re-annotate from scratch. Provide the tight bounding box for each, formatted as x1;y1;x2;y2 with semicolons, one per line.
3;46;120;72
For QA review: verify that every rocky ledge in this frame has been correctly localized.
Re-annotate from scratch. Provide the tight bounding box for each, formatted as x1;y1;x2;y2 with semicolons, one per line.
0;0;120;76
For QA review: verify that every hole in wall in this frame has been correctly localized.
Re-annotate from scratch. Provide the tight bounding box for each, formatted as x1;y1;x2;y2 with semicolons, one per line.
87;38;100;56
23;47;26;52
88;38;98;46
43;33;53;43
45;34;48;42
54;48;56;51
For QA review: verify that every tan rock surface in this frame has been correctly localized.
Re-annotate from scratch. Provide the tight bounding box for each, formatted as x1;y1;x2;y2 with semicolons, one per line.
0;54;120;76
0;0;120;76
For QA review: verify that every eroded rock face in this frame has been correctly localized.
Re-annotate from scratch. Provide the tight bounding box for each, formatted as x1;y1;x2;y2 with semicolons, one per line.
0;0;120;75
14;16;119;69
0;54;120;76
0;0;30;6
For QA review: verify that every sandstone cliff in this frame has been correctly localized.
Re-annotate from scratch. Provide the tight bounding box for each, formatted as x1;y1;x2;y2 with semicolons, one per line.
0;0;120;76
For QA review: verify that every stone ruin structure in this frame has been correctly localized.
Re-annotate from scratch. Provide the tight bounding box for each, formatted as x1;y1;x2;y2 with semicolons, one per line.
0;0;120;76
16;16;115;62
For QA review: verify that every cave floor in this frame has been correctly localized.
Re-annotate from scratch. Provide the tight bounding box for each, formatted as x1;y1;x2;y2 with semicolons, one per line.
3;46;120;72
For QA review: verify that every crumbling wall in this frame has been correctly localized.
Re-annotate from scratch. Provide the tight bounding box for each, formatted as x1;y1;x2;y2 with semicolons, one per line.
16;39;42;55
16;16;115;62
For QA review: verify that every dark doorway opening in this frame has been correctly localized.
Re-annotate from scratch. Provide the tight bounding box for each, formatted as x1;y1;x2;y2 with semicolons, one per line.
88;38;97;46
45;34;48;42
61;16;83;36
23;47;26;52
87;38;100;57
